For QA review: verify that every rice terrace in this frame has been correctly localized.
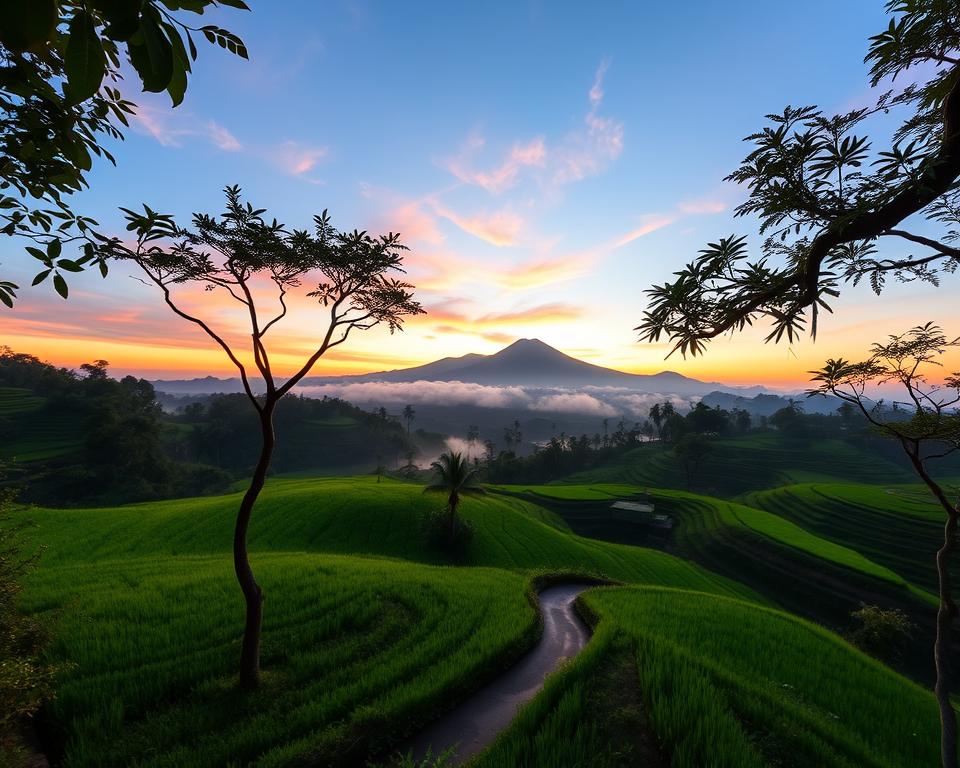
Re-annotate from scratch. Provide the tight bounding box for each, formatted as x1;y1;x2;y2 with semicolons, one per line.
2;1;960;767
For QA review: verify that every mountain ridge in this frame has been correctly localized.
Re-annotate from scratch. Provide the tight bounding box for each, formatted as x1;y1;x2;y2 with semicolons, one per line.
151;338;769;397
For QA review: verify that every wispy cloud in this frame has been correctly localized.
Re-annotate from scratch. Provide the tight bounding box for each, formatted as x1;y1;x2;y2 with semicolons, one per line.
613;214;677;248
440;59;624;195
443;135;547;194
133;104;242;151
433;204;524;246
552;58;624;185
495;254;592;290
271;140;329;178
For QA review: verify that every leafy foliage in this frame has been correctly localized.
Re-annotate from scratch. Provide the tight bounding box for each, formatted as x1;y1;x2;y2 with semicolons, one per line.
849;603;915;663
0;1;249;304
638;1;960;356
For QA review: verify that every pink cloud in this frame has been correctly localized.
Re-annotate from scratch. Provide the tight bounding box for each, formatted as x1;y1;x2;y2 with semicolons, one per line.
381;200;445;245
434;204;524;246
613;214;677;248
495;254;591;289
273;140;329;176
445;135;547;194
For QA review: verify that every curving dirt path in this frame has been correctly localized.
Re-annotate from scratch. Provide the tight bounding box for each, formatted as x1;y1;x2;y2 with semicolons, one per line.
406;583;593;765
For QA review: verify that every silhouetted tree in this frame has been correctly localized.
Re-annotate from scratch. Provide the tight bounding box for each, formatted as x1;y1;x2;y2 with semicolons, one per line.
649;404;663;439
640;5;960;370
674;433;712;489
466;424;480;458
402;404;416;435
810;322;960;762
424;451;484;545
1;1;249;304
108;186;422;689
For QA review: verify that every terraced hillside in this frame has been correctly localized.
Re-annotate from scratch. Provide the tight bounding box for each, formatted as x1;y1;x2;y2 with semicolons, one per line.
13;476;951;765
494;483;943;684
743;482;957;596
478;587;944;768
0;387;83;464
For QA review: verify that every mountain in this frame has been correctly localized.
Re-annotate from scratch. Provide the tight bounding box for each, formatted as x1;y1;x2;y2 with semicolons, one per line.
151;338;769;397
305;338;764;395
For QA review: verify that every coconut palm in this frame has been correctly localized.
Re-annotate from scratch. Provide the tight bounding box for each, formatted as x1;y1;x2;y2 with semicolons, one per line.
402;404;416;435
424;451;484;544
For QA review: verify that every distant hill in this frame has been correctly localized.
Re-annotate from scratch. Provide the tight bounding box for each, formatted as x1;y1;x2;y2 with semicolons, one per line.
153;338;768;397
701;390;843;416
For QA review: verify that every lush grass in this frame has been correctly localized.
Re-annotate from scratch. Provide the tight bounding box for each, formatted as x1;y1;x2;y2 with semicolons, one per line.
20;477;758;601
484;586;944;768
495;483;906;588
567;433;915;496
742;482;954;596
11;475;766;766
487;483;644;501
23;554;538;767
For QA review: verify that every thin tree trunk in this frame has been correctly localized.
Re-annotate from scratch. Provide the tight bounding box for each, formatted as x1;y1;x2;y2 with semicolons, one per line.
935;508;959;768
236;400;276;690
448;492;459;545
906;446;959;768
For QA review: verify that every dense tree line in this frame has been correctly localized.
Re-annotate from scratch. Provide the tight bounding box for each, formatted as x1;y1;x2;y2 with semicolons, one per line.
482;398;886;485
0;348;415;506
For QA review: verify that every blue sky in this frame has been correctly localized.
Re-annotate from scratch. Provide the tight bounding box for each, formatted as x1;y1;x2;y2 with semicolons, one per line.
5;0;957;386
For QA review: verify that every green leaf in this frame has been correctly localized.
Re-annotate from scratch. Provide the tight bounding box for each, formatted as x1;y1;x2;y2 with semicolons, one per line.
25;246;48;262
57;259;85;273
53;273;69;299
65;10;107;103
96;0;142;41
0;289;12;309
32;269;52;286
0;0;57;53
129;12;173;92
46;239;62;259
166;54;187;107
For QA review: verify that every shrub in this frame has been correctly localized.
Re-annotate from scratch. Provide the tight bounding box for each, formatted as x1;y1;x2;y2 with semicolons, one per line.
847;603;914;663
421;507;473;557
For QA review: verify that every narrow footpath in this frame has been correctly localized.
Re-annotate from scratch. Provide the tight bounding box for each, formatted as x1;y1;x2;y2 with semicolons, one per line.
407;583;593;765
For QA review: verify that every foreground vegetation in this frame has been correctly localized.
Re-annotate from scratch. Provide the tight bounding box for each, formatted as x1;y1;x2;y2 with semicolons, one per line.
480;586;944;768
9;475;951;766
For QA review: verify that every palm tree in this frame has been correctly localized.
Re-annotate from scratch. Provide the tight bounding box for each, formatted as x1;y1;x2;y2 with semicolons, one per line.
402;404;416;435
424;451;484;544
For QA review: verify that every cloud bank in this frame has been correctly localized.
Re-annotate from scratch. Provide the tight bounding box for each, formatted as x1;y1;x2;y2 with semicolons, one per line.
298;379;697;418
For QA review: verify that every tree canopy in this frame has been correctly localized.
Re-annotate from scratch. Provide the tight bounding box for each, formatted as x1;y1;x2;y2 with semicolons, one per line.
638;0;960;356
0;0;249;306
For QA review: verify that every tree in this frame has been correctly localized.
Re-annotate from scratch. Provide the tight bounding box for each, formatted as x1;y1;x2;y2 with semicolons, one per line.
424;450;484;546
649;403;663;439
673;432;712;489
1;1;250;306
809;323;960;766
635;11;959;757
466;424;480;458
638;2;960;359
402;404;416;436
106;185;423;689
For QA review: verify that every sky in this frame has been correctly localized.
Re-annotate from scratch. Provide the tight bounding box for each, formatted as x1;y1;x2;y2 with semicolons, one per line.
3;0;959;389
